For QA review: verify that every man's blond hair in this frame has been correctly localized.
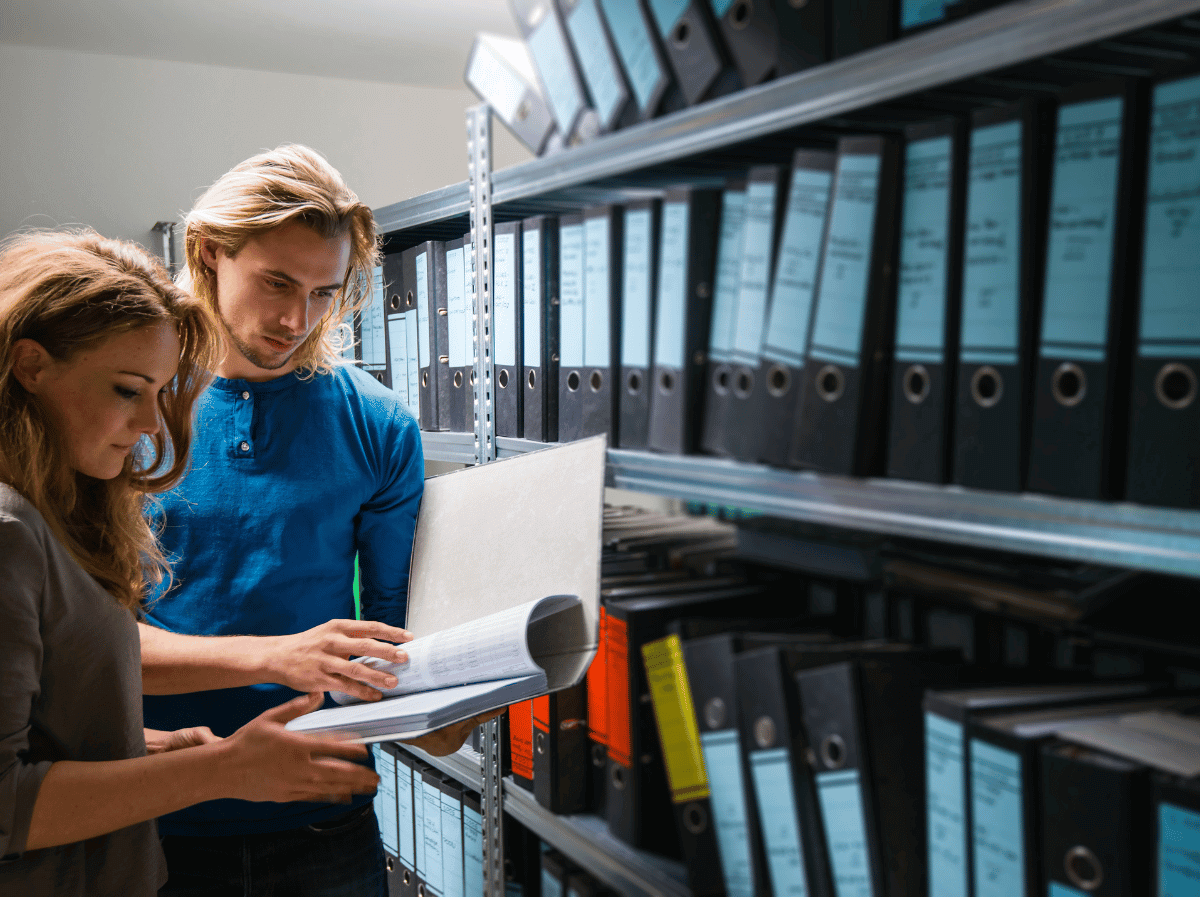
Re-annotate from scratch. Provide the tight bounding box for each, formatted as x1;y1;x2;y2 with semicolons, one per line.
183;144;379;375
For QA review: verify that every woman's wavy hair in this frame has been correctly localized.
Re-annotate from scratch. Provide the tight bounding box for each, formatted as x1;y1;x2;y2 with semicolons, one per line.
0;230;220;612
182;144;381;376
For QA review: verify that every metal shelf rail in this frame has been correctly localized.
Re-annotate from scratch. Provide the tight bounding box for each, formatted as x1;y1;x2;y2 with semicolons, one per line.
403;746;690;897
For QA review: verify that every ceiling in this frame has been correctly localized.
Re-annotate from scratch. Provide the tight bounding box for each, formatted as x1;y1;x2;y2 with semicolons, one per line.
0;0;520;90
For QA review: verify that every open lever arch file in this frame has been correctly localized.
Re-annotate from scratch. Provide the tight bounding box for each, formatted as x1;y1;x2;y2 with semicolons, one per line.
288;435;606;742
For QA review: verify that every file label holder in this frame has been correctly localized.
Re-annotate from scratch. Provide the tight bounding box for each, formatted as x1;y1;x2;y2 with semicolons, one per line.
925;711;967;896
618;202;657;448
748;747;810;896
815;769;874;897
700;183;748;456
969;738;1025;897
559;217;586;441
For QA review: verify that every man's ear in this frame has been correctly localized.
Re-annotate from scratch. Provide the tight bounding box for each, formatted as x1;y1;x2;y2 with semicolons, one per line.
11;338;56;394
199;238;222;271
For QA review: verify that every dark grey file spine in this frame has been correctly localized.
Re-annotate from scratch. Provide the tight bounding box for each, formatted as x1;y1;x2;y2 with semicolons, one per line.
581;204;623;444
886;119;967;484
617;200;660;450
493;220;523;438
648;187;721;455
558;214;586;443
521;217;559;443
774;0;827;75
790;134;902;475
1028;78;1146;500
953;98;1053;492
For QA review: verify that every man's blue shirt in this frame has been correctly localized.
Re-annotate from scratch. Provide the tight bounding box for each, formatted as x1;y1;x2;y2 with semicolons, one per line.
143;363;423;835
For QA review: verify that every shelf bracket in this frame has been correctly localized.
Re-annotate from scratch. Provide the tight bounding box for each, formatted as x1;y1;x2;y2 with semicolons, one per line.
467;102;504;897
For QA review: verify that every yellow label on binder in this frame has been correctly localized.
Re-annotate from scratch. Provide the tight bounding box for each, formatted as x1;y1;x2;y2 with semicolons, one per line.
642;634;710;803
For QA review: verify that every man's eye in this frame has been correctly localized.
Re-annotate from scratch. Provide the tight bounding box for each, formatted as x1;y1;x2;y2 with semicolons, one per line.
314;290;336;302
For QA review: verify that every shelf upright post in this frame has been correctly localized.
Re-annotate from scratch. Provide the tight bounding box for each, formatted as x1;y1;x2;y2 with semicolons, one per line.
467;102;505;897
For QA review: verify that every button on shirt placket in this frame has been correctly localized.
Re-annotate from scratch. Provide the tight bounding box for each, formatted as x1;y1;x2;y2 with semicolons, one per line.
233;388;254;457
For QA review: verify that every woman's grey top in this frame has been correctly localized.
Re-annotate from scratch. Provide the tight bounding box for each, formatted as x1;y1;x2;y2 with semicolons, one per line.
0;484;166;895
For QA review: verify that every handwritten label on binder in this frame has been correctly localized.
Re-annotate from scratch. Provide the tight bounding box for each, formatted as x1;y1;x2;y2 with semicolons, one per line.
655;201;690;370
961;119;1023;366
566;0;623;125
1140;74;1200;359
621;207;654;370
559;223;585;368
528;13;583;133
523;230;542;368
970;738;1025;897
896;136;953;365
749;747;810;896
701;729;756;896
494;232;517;367
809;152;882;368
374;749;399;855
816;768;874;897
708;188;748;364
600;0;662;113
1159;801;1200;896
925;712;967;896
1040;96;1123;363
584;215;612;368
416;251;430;366
397;756;416;867
764;165;835;368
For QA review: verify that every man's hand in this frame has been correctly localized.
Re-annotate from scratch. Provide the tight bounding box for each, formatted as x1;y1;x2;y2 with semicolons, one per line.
144;726;221;755
262;620;414;703
402;710;504;757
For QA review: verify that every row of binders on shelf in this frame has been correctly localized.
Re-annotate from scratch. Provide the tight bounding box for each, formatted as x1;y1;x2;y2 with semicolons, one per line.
464;0;1018;156
477;507;1200;896
369;66;1200;509
373;742;484;898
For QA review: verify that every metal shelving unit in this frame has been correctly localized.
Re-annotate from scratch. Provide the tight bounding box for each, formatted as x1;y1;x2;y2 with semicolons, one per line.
377;0;1200;891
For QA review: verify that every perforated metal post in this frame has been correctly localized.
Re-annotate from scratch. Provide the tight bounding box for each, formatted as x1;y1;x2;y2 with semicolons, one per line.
467;103;504;896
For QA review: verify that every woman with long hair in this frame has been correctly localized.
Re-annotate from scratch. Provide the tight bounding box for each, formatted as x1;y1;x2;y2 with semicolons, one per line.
0;231;379;895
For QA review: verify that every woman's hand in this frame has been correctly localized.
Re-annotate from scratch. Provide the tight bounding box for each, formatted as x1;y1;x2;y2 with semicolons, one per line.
144;726;220;754
217;692;379;805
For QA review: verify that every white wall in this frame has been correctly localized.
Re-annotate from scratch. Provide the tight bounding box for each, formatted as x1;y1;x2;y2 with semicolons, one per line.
0;43;530;250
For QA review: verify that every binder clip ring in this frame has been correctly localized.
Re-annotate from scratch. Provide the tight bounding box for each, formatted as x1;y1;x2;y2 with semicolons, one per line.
903;364;931;405
454;372;464;389
672;19;691;49
1065;845;1103;892
819;734;847;769
567;371;581;392
389;293;401;311
527;370;537;390
627;370;643;395
766;364;791;398
658;370;676;395
683;802;708;835
422;371;429;388
1051;362;1086;407
733;367;754;400
704;698;727;729
589;370;604;392
731;0;754;29
611;765;626;789
712;364;732;396
816;364;845;403
971;365;1003;408
1155;362;1197;410
754;716;777;749
498;368;510;389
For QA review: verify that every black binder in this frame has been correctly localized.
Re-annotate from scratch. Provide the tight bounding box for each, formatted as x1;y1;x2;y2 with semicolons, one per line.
375;742;402;897
682;632;772;896
1152;771;1200;896
357;263;391;388
953;99;1052;492
648;187;721;455
734;646;834;897
444;235;473;434
887;119;967;484
643;0;738;105
521;216;559;443
755;149;837;468
383;250;408;400
831;0;897;59
598;0;681;120
604;586;765;854
1028;79;1146;500
790;135;902;476
511;0;595;144
402;242;448;432
967;695;1191;896
774;0;828;75
493;220;524;438
923;681;1158;897
796;650;960;897
559;0;634;132
712;0;780;87
582;204;623;443
393;747;419;897
558;214;587;442
617;200;660;449
1126;69;1200;509
727;165;790;463
1040;740;1152;896
532;684;590;814
699;181;749;458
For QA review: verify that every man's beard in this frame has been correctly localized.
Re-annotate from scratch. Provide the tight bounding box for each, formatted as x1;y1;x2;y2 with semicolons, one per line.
221;315;299;372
